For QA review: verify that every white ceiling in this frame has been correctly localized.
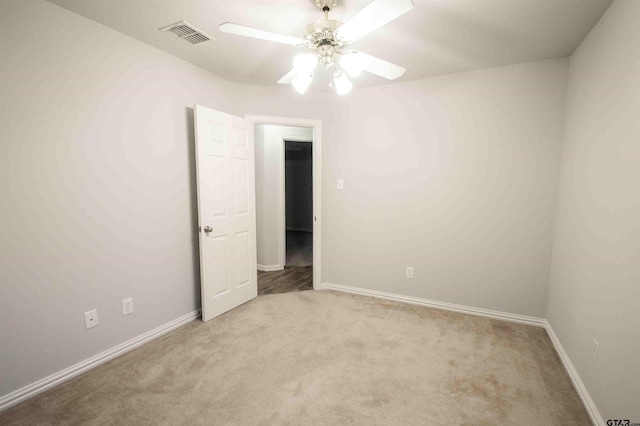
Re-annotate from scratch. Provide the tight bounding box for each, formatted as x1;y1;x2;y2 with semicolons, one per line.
48;0;613;90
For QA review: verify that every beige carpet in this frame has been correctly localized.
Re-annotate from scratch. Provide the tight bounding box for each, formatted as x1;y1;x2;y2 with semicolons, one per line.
0;291;591;425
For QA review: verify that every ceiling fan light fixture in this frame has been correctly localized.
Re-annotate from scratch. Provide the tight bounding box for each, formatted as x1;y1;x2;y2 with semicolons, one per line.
339;52;364;77
294;53;319;74
292;73;314;94
333;71;353;95
221;0;412;95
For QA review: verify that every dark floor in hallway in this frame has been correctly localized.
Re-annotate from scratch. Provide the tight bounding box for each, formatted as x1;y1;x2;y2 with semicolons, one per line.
286;231;313;266
258;266;312;296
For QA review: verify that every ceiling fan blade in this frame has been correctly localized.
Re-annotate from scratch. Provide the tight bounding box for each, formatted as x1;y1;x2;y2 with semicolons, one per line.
277;69;298;85
336;0;414;43
356;51;406;80
219;23;305;46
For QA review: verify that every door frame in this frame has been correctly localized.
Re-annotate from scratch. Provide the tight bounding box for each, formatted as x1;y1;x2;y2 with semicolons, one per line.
246;115;322;290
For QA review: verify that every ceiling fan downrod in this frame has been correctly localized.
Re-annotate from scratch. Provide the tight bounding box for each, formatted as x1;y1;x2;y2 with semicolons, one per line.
315;0;337;12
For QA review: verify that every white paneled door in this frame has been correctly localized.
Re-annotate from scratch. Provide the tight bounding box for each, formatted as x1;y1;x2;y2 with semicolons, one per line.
194;105;257;322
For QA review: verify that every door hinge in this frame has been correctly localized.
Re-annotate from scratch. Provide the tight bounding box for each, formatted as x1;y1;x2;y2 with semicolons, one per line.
198;226;201;232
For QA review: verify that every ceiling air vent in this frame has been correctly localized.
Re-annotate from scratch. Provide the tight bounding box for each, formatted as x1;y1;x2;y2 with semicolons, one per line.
159;21;214;45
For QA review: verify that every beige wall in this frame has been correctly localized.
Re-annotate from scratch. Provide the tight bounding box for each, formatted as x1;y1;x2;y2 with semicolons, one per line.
319;59;569;318
234;60;569;319
547;0;640;421
0;0;237;396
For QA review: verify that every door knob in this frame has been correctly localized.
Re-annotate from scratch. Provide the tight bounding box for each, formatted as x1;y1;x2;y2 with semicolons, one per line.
204;226;213;234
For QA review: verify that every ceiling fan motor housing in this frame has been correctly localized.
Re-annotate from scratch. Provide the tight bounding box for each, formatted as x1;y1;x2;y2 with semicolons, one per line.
304;19;345;67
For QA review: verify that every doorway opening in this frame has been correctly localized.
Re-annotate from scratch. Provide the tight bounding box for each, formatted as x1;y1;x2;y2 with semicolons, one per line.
249;117;321;296
284;140;313;269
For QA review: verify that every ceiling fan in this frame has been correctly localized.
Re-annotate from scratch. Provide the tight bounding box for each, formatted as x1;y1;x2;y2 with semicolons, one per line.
219;0;414;95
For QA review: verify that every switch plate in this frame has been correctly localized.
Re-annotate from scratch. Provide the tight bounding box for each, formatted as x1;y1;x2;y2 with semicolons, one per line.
337;179;344;190
122;298;133;316
84;309;98;329
592;339;599;362
406;267;414;279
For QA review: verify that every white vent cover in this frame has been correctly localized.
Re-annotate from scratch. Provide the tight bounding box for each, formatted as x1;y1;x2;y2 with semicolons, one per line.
159;21;214;45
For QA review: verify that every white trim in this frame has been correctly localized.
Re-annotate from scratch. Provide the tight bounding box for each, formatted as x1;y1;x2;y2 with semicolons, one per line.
279;137;286;268
257;264;284;272
319;282;546;327
0;292;602;425
544;321;604;426
0;310;200;412
245;115;322;290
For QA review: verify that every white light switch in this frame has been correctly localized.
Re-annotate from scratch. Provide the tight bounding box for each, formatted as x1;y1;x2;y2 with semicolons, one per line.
337;179;344;190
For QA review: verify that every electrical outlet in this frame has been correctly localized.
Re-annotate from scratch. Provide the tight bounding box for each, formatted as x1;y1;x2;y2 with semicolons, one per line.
122;298;133;316
84;309;98;330
592;339;599;362
406;267;414;279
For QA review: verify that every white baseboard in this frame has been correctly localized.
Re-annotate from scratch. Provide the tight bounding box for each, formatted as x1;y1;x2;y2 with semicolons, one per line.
544;321;604;426
0;310;201;412
1;290;602;426
319;282;546;327
257;264;284;272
